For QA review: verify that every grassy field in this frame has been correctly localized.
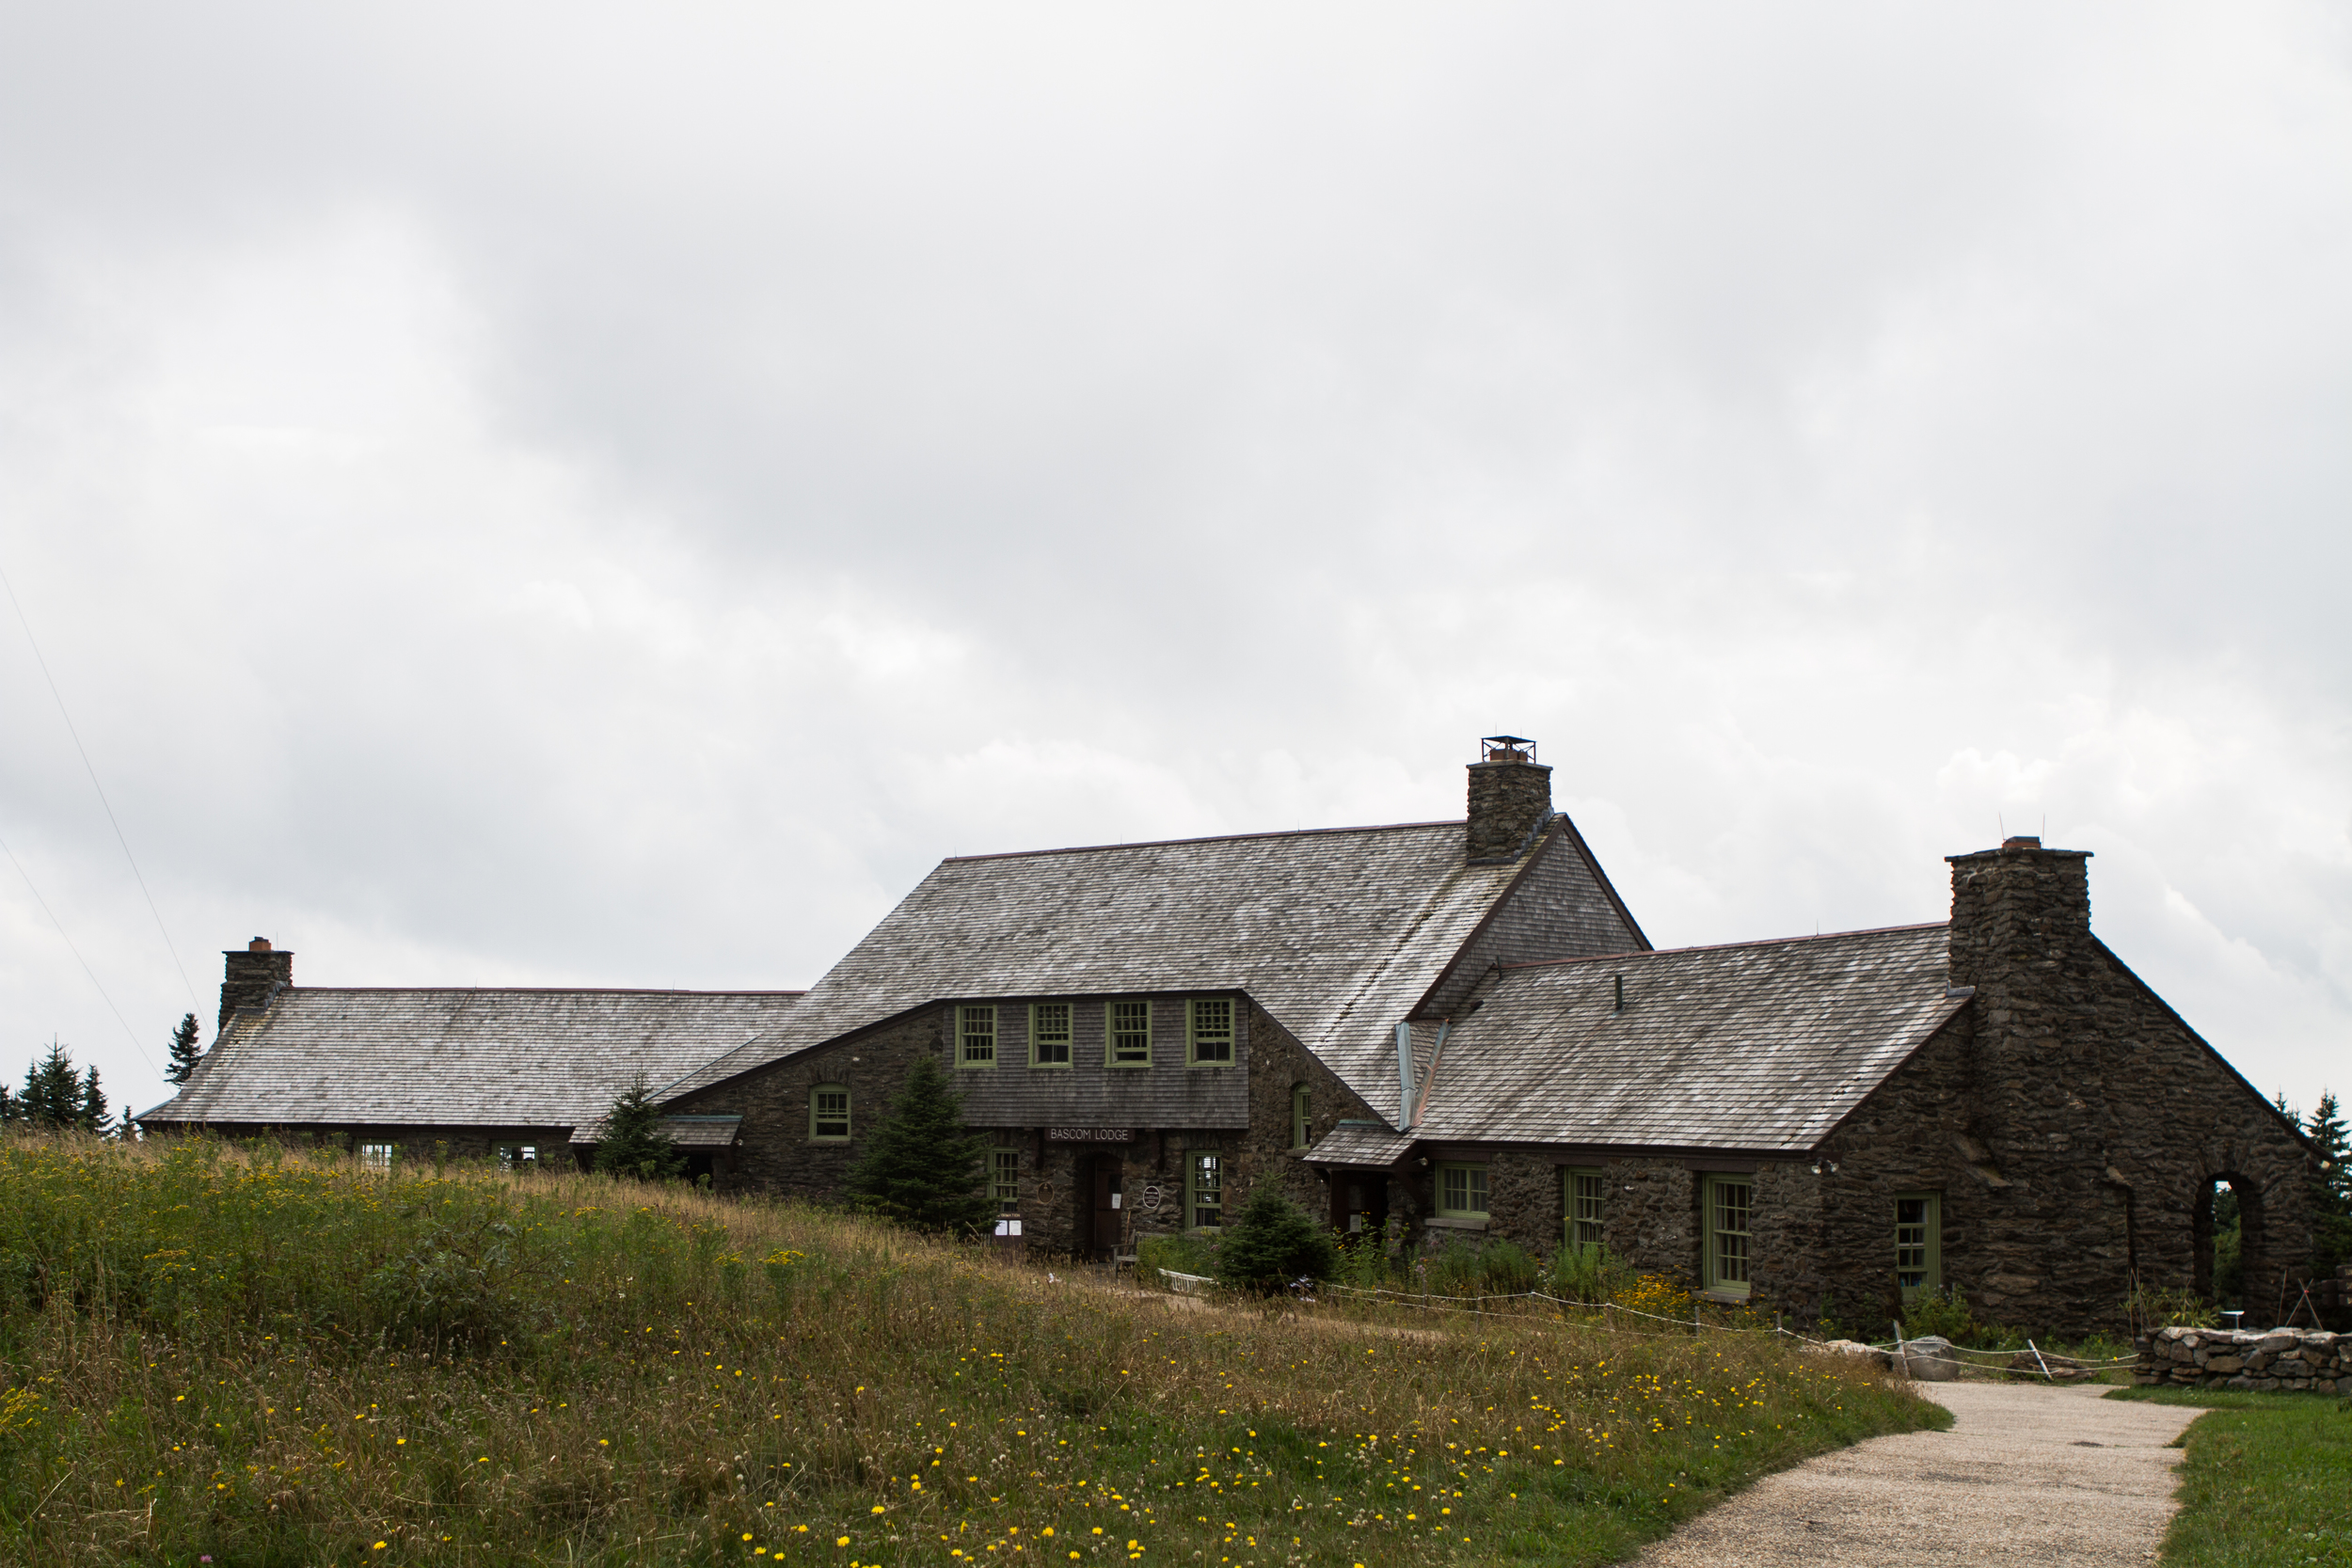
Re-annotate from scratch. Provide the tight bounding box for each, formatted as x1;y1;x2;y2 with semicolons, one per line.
0;1133;1946;1567
2107;1387;2352;1566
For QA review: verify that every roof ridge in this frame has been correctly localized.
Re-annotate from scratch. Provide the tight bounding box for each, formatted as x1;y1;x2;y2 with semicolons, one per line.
1497;920;1947;971
262;987;808;997
940;818;1460;863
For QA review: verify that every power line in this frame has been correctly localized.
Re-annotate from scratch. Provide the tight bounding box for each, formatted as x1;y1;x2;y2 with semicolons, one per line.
0;561;202;1016
0;826;162;1077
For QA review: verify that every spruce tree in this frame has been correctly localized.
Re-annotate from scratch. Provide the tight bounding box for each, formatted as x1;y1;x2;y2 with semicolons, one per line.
1215;1184;1339;1291
78;1065;112;1137
2308;1089;2352;1274
21;1041;84;1129
843;1054;993;1236
592;1078;685;1180
166;1013;203;1085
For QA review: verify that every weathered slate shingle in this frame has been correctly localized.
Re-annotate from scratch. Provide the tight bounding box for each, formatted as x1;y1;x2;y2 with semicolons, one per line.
1403;924;1962;1152
138;990;803;1132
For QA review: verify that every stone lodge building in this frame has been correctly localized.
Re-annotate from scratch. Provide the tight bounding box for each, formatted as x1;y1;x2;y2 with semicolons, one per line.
141;737;2318;1334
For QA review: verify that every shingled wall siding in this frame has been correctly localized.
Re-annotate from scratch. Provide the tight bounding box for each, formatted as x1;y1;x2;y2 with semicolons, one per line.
1945;843;2318;1332
951;995;1251;1131
1418;827;1645;1021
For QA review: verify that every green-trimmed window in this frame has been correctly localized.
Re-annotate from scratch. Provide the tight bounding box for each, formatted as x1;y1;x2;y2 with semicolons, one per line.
992;1148;1021;1211
1110;1000;1152;1067
497;1143;538;1171
1438;1163;1489;1218
810;1085;850;1141
1029;1002;1072;1068
1290;1084;1311;1150
1703;1174;1753;1298
959;1006;996;1068
1896;1192;1941;1300
1565;1167;1605;1248
1187;1150;1223;1228
1187;997;1234;1065
358;1142;394;1171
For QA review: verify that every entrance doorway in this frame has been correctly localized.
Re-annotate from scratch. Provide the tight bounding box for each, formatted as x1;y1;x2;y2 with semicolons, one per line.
2194;1175;2263;1311
1332;1171;1389;1236
1080;1155;1125;1260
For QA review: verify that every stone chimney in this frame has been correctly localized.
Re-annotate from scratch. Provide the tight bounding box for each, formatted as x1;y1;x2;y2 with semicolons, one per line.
218;937;294;1034
1945;837;2093;995
1466;736;1553;863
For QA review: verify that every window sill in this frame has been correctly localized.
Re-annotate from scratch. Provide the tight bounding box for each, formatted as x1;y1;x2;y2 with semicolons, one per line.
1425;1214;1489;1230
1026;1062;1073;1070
1106;1060;1153;1069
1699;1290;1751;1304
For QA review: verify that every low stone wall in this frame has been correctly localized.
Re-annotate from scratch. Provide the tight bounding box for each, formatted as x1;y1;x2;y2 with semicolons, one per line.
2135;1326;2347;1392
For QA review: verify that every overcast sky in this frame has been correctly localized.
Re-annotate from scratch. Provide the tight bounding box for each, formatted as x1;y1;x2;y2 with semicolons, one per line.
2;3;2344;1125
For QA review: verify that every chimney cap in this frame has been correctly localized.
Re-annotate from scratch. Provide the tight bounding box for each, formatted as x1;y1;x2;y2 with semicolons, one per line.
1479;736;1537;764
248;937;272;952
2000;836;2042;850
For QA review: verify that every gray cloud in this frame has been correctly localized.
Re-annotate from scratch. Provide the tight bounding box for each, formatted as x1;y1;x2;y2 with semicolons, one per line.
2;2;2345;1119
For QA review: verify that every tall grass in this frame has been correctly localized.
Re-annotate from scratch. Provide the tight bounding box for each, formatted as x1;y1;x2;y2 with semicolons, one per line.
0;1132;1944;1566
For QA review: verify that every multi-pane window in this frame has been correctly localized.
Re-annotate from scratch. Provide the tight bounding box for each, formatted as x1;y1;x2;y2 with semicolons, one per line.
992;1148;1021;1211
1896;1192;1941;1300
1705;1175;1753;1298
358;1141;394;1171
1110;1000;1152;1067
1565;1168;1606;1248
497;1144;538;1171
1290;1084;1311;1150
1187;998;1234;1065
1188;1150;1223;1228
1438;1163;1489;1217
810;1085;850;1140
1029;1003;1072;1068
959;1006;997;1068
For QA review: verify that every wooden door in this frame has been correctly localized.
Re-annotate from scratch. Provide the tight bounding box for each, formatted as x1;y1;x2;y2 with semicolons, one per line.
1090;1158;1124;1259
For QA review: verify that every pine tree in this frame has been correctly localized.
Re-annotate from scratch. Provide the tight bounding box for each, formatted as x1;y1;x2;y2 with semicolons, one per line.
166;1013;203;1085
592;1078;685;1180
2308;1089;2352;1275
843;1054;993;1236
78;1065;112;1137
21;1041;85;1129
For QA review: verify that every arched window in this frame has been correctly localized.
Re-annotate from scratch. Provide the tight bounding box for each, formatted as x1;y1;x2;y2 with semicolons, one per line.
810;1084;850;1141
1290;1084;1311;1150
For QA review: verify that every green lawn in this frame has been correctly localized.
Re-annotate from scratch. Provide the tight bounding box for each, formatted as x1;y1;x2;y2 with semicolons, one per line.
2107;1386;2352;1566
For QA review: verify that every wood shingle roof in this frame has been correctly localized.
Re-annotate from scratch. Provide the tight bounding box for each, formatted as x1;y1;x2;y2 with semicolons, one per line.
138;989;803;1132
662;817;1637;1117
1399;923;1963;1154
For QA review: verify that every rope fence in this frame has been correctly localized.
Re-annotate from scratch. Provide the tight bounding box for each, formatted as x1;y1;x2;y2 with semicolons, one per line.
1200;1274;2142;1372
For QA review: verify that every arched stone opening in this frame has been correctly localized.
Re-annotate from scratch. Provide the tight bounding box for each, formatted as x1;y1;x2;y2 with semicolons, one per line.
2191;1173;2265;1310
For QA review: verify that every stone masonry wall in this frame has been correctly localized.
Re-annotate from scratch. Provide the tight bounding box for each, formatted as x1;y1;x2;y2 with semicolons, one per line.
1947;842;2318;1330
2136;1326;2347;1393
666;1007;951;1201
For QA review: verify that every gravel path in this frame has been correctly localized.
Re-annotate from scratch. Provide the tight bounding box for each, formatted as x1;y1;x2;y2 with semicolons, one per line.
1629;1381;2200;1566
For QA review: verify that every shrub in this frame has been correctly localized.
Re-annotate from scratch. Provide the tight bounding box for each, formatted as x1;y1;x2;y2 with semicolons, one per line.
1421;1238;1538;1298
1213;1187;1338;1291
2123;1280;2218;1336
591;1077;684;1180
1899;1287;1981;1344
1548;1241;1635;1305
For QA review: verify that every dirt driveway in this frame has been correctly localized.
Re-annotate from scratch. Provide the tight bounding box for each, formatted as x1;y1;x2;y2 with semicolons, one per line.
1630;1381;2199;1566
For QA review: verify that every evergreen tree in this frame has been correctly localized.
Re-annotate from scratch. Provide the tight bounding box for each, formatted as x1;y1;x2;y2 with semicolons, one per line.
166;1012;203;1085
1214;1184;1339;1291
592;1078;685;1180
21;1041;85;1129
78;1065;112;1137
2308;1089;2352;1275
843;1054;993;1236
